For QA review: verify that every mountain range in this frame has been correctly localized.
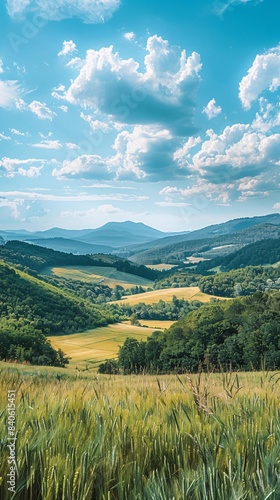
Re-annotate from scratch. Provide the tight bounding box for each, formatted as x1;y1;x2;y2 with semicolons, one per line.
1;214;280;264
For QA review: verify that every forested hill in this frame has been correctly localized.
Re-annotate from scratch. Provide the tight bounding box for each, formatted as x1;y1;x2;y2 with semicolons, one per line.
116;291;280;373
0;261;116;335
0;261;121;366
131;223;280;264
0;241;159;280
197;238;280;273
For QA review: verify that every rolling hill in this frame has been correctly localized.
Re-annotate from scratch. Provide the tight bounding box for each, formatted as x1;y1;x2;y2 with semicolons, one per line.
196;237;280;273
130;223;280;264
28;237;113;255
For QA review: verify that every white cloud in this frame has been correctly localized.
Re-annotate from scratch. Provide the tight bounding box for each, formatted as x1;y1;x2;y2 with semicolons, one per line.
202;98;222;119
29;101;57;121
216;0;263;16
111;125;185;181
32;139;62;149
62;204;122;217
159;181;232;206
59;105;68;112
273;203;280;209
0;133;11;141
80;112;111;132
0;59;4;73
0;157;45;177
10;128;25;136
123;32;135;41
0;80;20;108
6;0;121;23
59;35;201;136
0;191;148;202
66;142;79;150
239;45;280;109
58;40;77;57
52;155;114;180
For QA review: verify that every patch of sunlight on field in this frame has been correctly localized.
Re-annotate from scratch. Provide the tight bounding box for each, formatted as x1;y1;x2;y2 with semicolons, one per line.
146;264;177;271
111;286;228;306
43;266;154;288
48;323;155;369
138;320;175;329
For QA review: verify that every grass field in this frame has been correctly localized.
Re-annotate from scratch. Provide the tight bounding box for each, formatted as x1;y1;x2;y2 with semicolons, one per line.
43;265;154;288
48;323;156;369
146;263;177;271
111;286;227;306
0;364;279;499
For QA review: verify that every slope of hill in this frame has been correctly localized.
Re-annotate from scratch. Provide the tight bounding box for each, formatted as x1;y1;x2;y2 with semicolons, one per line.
131;223;280;264
0;241;159;281
0;261;120;366
116;291;280;373
197;238;280;273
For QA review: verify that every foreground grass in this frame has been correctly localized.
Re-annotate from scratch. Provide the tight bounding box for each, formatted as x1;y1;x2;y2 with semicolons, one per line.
0;364;280;499
43;266;154;289
111;286;227;305
48;323;155;370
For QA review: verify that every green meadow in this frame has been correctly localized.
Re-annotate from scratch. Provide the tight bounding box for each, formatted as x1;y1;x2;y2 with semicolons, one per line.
48;323;156;370
43;266;154;288
111;286;227;306
0;364;279;499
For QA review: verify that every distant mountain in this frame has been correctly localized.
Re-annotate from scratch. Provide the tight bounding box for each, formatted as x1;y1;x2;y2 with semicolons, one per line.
27;238;114;255
0;221;187;250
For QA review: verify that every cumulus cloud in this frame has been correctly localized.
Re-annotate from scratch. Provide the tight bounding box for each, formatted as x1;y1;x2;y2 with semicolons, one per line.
0;59;4;73
202;98;222;119
6;0;121;23
52;155;114;180
0;80;20;108
111;125;189;181
80;112;111;132
123;32;135;41
58;35;201;136
0;157;45;177
32;139;62;149
177;123;280;184
29;101;57;121
58;40;77;57
239;45;280;109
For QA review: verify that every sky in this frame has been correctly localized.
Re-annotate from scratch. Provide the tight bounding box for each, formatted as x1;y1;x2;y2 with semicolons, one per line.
0;0;279;232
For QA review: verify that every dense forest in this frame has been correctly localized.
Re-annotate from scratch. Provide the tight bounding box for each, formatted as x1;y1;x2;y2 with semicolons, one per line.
101;291;280;374
119;297;202;322
197;238;280;273
199;266;280;297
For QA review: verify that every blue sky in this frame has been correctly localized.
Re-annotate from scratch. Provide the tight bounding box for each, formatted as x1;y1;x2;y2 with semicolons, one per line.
0;0;279;231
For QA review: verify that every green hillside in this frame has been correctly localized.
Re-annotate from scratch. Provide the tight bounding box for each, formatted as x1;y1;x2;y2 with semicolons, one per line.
115;291;280;373
197;237;280;272
131;223;280;264
0;261;120;366
0;240;159;280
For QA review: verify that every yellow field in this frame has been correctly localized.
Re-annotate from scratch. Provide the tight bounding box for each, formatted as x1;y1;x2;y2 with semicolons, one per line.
146;263;177;271
48;323;156;369
112;286;226;306
43;265;154;288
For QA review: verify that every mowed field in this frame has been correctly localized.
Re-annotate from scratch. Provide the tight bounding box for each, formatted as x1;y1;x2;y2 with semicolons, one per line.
111;286;226;305
43;265;154;288
48;323;156;369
